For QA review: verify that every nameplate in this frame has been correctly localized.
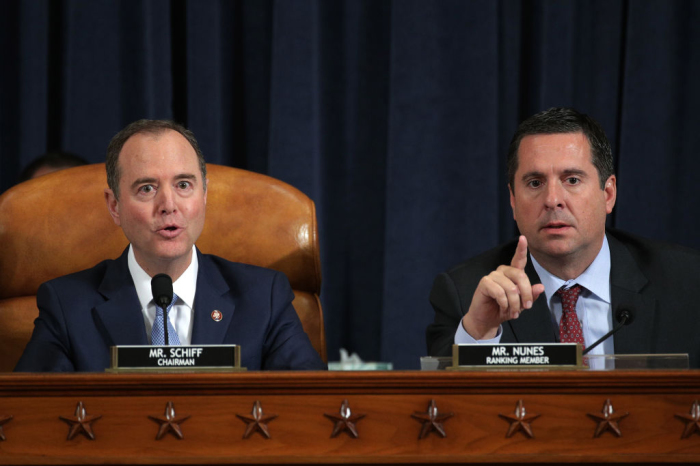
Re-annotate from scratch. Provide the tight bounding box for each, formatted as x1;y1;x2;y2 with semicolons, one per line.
109;345;245;372
450;343;583;369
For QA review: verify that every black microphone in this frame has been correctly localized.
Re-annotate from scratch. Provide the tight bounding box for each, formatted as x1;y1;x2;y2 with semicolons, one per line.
582;306;635;355
151;273;173;346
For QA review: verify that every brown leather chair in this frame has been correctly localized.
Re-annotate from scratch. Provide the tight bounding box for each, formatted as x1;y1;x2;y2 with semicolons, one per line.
0;163;325;371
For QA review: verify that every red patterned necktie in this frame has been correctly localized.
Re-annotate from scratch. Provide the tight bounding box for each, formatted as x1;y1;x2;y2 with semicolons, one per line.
556;284;585;349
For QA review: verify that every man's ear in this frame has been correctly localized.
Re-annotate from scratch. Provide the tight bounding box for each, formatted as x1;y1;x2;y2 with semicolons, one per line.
204;178;208;205
604;175;617;214
104;188;121;226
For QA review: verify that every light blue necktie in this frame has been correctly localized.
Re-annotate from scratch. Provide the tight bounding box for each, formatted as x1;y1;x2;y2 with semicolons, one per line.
151;293;181;345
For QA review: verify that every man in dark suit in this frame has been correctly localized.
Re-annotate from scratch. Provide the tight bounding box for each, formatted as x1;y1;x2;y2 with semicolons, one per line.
15;119;325;371
427;108;700;368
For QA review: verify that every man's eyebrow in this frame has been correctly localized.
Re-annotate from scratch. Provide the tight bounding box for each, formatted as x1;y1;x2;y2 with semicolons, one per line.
560;168;588;177
175;173;198;181
131;177;158;190
520;170;544;181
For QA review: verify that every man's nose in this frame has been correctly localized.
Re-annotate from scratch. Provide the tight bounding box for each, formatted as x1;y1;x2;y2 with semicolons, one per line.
157;186;177;214
544;182;564;209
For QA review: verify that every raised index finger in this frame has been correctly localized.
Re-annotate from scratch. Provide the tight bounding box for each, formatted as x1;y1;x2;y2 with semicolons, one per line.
510;235;529;270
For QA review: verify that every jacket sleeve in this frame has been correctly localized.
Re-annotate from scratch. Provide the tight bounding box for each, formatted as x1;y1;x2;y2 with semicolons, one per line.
14;282;75;372
426;272;465;357
261;271;327;370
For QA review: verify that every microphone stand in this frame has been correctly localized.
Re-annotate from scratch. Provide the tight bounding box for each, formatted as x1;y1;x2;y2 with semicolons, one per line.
582;312;631;355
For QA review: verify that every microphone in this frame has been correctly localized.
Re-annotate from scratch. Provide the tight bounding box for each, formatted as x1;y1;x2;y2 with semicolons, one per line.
151;273;173;346
582;306;635;355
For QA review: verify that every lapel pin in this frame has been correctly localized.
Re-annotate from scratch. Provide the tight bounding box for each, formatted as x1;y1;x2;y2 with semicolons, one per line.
211;310;223;322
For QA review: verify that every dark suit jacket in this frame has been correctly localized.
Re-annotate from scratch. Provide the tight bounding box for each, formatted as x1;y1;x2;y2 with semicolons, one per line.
15;248;326;371
427;229;700;368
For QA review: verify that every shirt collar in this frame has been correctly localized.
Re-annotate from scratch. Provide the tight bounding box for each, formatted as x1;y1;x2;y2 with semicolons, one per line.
127;245;199;310
530;234;611;305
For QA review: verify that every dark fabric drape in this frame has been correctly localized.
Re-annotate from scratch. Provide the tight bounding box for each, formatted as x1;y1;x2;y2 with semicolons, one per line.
2;0;699;369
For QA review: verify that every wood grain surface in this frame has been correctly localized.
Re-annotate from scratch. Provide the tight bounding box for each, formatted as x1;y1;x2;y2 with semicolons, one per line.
0;370;699;464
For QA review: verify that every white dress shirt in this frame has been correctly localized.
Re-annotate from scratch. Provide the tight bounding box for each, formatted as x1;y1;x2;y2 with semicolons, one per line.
128;245;199;345
455;235;614;355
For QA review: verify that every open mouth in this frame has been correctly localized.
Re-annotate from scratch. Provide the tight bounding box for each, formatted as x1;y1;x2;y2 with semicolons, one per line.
157;225;182;238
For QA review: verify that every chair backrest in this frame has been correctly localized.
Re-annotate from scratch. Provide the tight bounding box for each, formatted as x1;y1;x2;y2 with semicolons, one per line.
0;163;325;371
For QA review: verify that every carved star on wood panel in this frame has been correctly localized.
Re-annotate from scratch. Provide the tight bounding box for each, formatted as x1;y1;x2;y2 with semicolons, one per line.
59;402;102;440
236;400;278;439
675;400;700;439
324;399;366;438
587;399;629;438
148;401;191;440
411;399;454;439
498;400;540;438
0;415;13;441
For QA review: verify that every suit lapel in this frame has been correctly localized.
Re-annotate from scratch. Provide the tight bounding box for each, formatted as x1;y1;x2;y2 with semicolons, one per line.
94;249;149;346
607;234;655;354
191;251;236;344
503;261;558;343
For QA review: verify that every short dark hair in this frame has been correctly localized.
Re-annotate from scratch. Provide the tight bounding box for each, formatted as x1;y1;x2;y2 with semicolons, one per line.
18;152;88;183
106;119;207;199
507;107;614;189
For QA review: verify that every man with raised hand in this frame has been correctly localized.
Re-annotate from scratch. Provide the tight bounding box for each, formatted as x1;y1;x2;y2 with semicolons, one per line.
427;107;700;368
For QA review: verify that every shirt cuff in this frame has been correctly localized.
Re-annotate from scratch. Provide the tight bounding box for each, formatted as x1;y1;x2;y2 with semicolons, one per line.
454;321;503;344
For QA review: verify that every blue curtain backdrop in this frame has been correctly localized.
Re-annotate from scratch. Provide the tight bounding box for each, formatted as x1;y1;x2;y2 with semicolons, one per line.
1;0;699;369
